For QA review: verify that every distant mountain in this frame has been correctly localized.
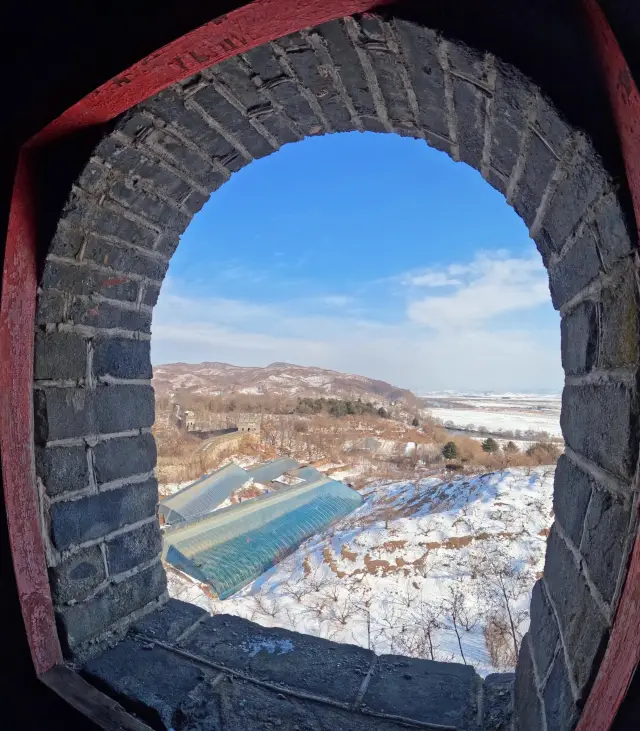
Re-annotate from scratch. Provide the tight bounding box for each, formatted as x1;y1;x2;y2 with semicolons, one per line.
152;361;420;407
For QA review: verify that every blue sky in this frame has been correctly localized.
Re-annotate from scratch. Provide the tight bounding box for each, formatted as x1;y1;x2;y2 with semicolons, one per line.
152;132;562;393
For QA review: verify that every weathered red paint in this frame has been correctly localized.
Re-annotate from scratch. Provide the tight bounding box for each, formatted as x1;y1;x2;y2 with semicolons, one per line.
0;151;63;674
583;0;640;243
28;0;389;149
575;517;640;731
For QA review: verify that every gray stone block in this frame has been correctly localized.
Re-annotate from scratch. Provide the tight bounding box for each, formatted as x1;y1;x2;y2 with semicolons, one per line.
548;229;602;309
561;383;638;482
491;62;530;182
34;387;95;444
36;291;67;325
543;527;608;698
94;384;155;434
529;580;560;679
50;544;106;604
598;267;639;371
553;456;594;547
109;180;191;232
34;384;155;443
513;635;544;731
592;194;634;269
542;652;579;731
182;614;372;703
68;298;152;333
580;487;632;604
106;521;162;575
83;236;168;281
36;444;89;497
362;654;479;728
483;673;514;731
152;232;181;257
131;598;207;642
83;637;204;729
513;133;557;229
50;479;158;550
93;338;152;380
93;432;156;484
58;563;166;650
34;331;87;381
535;95;571;157
455;79;485;170
48;226;85;259
560;300;598;376
142;284;162;308
41;260;139;301
542;145;607;250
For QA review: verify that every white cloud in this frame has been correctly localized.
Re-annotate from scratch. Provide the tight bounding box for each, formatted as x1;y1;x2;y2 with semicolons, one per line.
406;253;550;330
152;255;562;393
404;272;462;287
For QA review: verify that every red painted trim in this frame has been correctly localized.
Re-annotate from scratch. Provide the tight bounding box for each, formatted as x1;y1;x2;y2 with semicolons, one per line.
575;517;640;731
28;0;388;149
583;0;640;244
0;151;63;674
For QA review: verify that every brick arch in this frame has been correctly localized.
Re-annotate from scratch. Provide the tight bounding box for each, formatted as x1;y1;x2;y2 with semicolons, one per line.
21;11;639;731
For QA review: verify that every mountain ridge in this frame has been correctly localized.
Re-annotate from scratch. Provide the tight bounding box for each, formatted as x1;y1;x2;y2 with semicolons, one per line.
152;361;420;406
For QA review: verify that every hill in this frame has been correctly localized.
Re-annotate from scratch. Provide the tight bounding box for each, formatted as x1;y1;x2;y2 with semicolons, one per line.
152;361;420;407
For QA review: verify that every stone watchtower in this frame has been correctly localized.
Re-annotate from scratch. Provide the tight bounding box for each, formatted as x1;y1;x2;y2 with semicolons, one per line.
236;413;261;438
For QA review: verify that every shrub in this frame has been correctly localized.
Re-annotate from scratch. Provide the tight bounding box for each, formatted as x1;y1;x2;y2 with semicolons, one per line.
442;441;459;459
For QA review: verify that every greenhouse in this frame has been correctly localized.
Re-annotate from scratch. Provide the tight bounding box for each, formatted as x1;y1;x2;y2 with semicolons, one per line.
158;463;251;525
246;456;300;484
163;476;363;598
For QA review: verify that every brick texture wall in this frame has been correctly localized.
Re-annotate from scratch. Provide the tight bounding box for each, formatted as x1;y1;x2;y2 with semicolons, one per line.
31;14;638;730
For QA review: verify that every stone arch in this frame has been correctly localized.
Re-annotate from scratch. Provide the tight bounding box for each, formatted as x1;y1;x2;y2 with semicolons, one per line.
28;12;638;731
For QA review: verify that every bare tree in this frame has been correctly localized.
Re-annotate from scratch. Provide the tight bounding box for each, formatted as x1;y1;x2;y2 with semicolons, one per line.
471;546;532;661
442;582;476;665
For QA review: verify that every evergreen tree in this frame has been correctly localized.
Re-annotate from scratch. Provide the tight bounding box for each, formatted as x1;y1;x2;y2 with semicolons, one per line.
411;416;420;427
442;441;458;460
482;437;499;453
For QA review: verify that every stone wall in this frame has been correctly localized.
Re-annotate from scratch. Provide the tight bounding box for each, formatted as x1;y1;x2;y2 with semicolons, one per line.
31;13;638;729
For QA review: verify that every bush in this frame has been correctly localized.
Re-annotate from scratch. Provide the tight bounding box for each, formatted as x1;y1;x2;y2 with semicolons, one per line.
526;441;561;465
442;441;458;459
411;416;420;427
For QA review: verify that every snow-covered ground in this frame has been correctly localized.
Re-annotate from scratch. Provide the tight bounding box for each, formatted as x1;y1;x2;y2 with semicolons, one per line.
425;393;562;438
166;467;554;675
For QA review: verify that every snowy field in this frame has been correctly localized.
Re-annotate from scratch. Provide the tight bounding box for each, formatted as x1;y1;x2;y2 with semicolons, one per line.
424;393;562;438
167;467;554;675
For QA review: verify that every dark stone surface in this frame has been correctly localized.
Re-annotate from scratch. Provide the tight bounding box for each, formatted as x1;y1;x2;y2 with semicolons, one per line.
93;338;152;380
131;598;207;642
513;635;544;731
362;654;479;728
543;527;609;699
183;614;372;704
83;235;168;281
35;291;67;325
35;444;89;497
175;673;412;731
561;383;639;482
513;133;557;229
50;544;106;604
34;331;87;381
483;673;514;731
599;267;639;371
57;563;167;650
34;384;155;443
106;520;163;575
68;297;153;333
552;455;594;547
592;194;634;269
542;652;579;731
560;300;598;376
580;487;632;604
528;580;559;680
82;637;207;729
50;479;158;550
41;258;139;301
548;228;602;309
93;432;157;484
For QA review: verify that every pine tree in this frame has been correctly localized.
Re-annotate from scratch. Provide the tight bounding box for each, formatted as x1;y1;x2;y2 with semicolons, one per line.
482;437;499;453
442;441;458;460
